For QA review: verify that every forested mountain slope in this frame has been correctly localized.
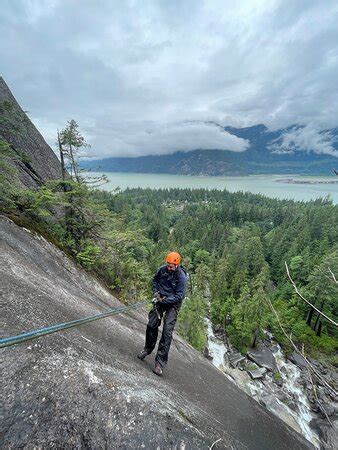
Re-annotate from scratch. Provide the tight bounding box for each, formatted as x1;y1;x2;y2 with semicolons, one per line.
81;124;338;176
1;215;312;449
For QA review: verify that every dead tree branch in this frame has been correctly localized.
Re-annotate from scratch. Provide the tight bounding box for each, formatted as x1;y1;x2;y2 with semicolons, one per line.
285;261;337;327
327;267;337;284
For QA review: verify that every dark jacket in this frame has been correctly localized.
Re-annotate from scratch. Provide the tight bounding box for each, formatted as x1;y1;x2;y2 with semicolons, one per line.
152;264;187;308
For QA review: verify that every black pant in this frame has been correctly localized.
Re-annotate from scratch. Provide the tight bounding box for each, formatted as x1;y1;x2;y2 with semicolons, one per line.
144;305;178;367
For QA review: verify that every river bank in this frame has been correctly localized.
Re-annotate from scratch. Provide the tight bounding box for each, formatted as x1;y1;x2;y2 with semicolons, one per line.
276;178;338;185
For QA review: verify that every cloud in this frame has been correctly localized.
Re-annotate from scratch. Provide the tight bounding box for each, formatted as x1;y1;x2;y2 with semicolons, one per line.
81;121;249;158
0;0;338;157
268;125;338;157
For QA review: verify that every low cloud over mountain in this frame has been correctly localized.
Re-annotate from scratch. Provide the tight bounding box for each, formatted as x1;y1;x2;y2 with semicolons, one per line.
81;121;249;158
268;125;338;157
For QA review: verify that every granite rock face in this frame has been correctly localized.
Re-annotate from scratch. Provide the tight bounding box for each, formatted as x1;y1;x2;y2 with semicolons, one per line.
1;216;313;449
0;77;62;188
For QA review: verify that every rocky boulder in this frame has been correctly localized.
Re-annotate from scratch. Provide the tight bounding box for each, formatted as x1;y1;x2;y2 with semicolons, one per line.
228;352;246;368
248;367;267;380
203;346;213;360
310;418;338;449
247;344;277;372
288;351;308;370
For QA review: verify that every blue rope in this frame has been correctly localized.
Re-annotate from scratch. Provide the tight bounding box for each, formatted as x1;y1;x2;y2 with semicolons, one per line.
1;300;150;349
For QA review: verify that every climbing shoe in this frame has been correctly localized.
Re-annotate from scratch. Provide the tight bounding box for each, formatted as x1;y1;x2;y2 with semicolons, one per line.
152;362;163;376
137;349;149;360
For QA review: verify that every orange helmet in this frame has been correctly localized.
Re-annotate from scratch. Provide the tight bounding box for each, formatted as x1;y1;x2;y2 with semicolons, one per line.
165;251;181;265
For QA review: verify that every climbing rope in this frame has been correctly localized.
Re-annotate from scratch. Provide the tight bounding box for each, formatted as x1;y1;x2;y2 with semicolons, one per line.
0;300;151;349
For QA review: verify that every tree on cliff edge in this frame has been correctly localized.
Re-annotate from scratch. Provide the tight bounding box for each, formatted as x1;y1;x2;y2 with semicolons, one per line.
59;119;89;182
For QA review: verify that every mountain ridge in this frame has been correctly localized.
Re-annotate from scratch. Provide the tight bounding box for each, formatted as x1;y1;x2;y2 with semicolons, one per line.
82;123;338;176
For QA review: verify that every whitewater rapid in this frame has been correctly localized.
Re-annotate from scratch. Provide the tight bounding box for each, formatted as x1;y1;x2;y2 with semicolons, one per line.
205;317;320;448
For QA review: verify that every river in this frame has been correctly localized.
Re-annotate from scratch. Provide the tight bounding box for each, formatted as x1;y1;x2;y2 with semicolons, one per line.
205;317;321;448
86;172;338;204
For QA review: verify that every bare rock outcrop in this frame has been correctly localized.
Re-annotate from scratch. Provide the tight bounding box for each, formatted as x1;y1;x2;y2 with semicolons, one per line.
0;77;62;187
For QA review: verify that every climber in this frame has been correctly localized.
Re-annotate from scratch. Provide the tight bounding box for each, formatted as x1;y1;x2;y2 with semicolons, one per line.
137;251;187;376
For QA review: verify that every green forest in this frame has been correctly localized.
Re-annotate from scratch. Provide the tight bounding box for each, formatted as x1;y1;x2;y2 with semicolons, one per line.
1;122;337;364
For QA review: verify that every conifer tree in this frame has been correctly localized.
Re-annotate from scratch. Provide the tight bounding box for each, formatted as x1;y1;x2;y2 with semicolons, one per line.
59;119;89;182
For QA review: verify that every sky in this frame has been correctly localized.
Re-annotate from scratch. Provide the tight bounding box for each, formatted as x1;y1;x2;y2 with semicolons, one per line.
1;0;338;158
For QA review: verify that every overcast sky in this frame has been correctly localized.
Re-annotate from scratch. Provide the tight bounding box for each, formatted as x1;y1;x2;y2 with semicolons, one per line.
1;0;338;158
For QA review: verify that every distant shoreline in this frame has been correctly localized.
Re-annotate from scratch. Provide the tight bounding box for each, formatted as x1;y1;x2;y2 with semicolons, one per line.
84;170;334;179
276;178;338;185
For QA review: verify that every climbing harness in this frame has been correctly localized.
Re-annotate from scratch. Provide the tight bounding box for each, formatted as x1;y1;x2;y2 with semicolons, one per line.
0;299;152;349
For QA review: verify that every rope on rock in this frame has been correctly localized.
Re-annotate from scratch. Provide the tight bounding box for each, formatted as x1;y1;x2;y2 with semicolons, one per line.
0;300;150;349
